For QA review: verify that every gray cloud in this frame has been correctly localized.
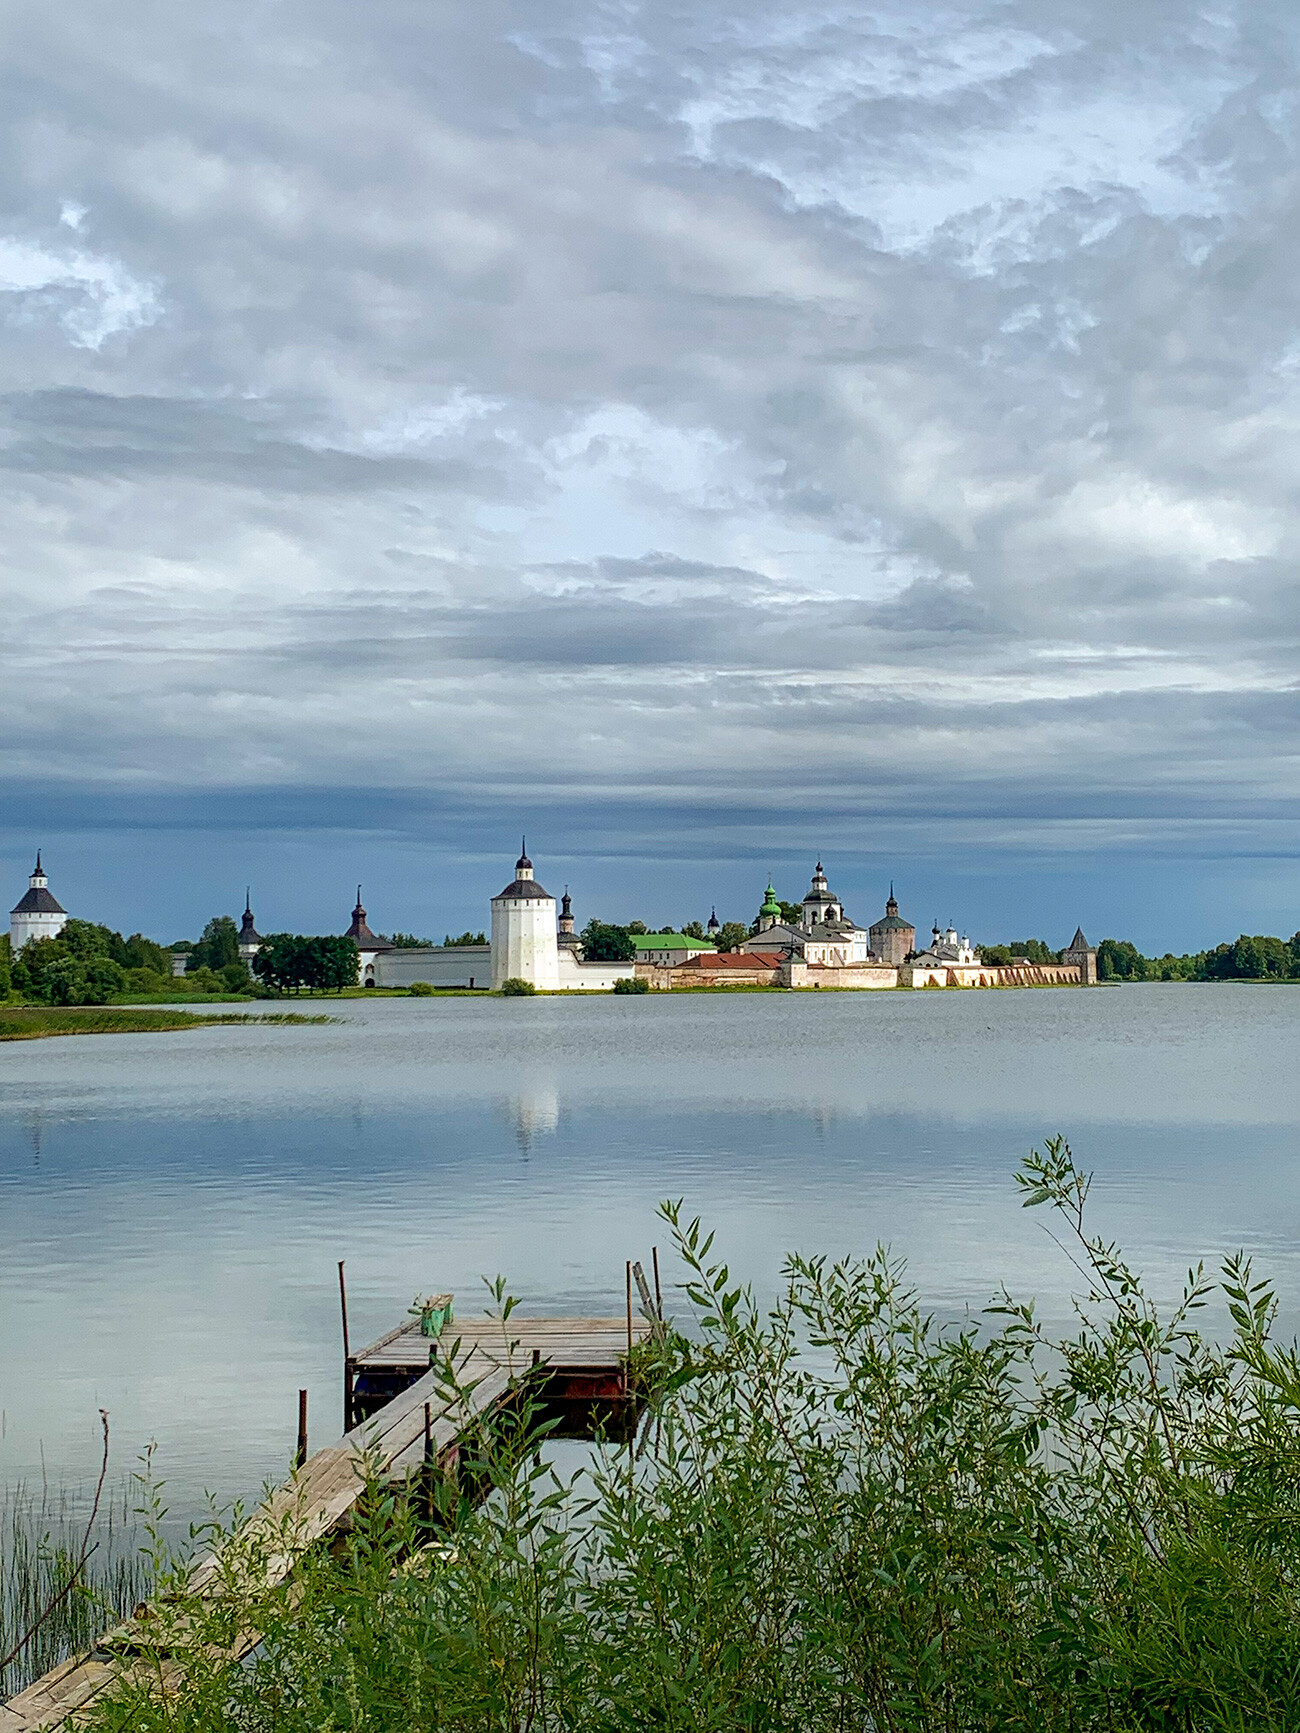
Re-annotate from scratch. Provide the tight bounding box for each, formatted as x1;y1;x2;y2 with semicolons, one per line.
3;0;1300;933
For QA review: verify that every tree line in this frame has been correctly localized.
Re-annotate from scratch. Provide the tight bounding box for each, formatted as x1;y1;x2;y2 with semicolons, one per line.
1095;931;1300;982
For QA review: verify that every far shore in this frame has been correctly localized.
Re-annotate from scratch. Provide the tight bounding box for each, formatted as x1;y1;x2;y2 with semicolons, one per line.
0;1006;336;1042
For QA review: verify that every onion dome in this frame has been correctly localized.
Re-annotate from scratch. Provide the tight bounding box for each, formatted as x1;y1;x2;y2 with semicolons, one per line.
759;880;782;920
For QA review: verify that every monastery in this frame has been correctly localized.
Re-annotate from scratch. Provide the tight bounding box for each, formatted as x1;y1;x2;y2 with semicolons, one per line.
344;848;1096;991
6;845;1097;993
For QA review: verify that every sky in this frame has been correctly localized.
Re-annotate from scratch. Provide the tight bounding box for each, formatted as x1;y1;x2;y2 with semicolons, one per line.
3;0;1299;950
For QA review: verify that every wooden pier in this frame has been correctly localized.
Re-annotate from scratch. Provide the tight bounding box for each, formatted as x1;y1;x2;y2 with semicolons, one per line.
1;1301;654;1733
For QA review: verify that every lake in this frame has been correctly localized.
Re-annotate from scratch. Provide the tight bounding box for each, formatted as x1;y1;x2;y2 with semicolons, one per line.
2;985;1298;1526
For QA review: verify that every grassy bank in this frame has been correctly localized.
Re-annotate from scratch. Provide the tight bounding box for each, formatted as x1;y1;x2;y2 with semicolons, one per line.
68;1140;1300;1731
0;1007;335;1041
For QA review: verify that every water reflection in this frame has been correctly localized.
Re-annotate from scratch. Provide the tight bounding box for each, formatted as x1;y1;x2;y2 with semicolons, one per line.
1;986;1298;1520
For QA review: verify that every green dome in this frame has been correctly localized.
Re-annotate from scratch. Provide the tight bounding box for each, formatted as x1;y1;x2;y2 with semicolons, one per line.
759;880;781;919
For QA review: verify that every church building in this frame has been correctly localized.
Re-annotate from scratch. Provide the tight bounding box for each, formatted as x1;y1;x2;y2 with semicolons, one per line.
740;862;874;965
238;891;263;966
9;853;67;952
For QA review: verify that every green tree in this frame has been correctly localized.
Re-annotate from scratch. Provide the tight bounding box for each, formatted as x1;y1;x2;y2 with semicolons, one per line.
1201;934;1295;981
253;934;307;993
580;920;636;962
387;932;434;947
714;921;749;953
188;915;240;973
11;929;128;1004
778;900;803;926
305;936;359;992
1097;938;1146;980
0;933;10;1000
252;934;357;993
123;933;170;974
680;921;706;941
613;975;650;993
441;932;487;947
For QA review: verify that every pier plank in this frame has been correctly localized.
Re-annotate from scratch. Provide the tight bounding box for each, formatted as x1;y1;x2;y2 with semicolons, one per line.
2;1310;644;1732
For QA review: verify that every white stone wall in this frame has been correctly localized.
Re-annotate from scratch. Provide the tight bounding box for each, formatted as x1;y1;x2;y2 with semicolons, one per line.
491;895;560;989
555;951;635;991
374;946;491;988
9;910;67;952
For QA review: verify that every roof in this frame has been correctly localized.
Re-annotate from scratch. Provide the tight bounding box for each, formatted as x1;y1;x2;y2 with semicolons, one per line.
870;913;914;932
11;885;65;916
632;933;714;951
494;876;553;901
681;950;784;969
1067;927;1091;950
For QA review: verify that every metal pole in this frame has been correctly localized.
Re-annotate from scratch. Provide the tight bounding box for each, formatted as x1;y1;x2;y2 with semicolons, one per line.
296;1389;308;1469
338;1260;351;1431
652;1245;663;1320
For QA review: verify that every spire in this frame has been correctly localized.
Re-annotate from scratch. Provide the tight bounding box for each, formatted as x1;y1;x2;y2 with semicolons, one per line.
34;849;42;875
354;884;364;914
707;906;720;932
516;836;533;874
244;886;252;915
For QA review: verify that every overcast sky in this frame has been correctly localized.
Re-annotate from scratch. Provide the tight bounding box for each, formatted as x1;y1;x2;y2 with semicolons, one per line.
3;0;1299;948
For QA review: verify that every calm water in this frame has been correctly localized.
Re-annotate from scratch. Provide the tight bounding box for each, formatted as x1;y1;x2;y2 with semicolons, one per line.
2;986;1298;1524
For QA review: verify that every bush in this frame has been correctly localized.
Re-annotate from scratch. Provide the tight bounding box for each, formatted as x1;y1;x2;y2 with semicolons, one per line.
612;974;650;993
93;1142;1300;1732
496;976;535;995
408;981;435;996
219;962;252;993
123;967;169;994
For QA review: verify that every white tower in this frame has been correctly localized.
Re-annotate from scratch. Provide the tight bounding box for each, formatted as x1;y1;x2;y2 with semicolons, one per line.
10;852;68;952
490;841;559;990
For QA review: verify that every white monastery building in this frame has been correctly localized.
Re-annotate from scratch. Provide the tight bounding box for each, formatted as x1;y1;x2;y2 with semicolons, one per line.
354;845;637;991
491;843;562;989
10;853;68;952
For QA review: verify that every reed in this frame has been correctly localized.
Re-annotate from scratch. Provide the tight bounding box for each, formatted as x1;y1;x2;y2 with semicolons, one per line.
0;1480;151;1698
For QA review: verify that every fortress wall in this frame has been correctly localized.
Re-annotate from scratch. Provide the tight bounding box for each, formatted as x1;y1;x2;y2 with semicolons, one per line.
791;962;898;989
555;953;636;991
901;962;1085;988
375;946;490;987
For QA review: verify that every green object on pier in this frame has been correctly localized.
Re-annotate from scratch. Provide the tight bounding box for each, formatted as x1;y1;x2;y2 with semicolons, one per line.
410;1292;454;1337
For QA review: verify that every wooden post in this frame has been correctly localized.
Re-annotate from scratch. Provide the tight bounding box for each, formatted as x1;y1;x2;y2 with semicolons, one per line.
652;1245;663;1320
625;1260;633;1382
338;1260;351;1431
423;1401;433;1521
295;1389;308;1469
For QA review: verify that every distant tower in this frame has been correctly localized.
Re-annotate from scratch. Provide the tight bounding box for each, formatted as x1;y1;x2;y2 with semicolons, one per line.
1062;926;1098;985
800;860;842;929
868;883;916;965
10;852;67;952
557;886;581;951
757;880;782;932
238;889;263;963
490;840;559;989
707;907;720;936
345;885;391;986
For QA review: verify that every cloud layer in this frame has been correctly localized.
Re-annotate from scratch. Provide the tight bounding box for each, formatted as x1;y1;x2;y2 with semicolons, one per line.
3;0;1299;940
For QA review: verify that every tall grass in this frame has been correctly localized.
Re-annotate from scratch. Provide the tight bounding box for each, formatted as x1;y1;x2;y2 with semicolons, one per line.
0;1479;151;1697
72;1141;1300;1728
0;1007;337;1040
